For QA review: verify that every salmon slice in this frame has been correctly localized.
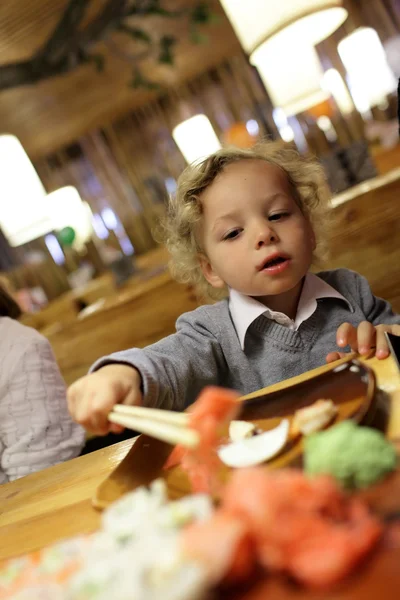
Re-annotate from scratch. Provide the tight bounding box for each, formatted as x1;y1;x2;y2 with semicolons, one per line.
181;511;256;585
221;468;382;588
164;386;240;493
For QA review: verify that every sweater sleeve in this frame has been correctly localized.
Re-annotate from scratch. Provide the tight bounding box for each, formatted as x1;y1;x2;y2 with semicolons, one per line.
0;335;85;483
91;308;228;411
355;272;400;326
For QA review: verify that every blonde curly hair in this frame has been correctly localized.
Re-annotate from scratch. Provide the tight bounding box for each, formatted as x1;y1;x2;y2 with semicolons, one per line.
162;141;331;301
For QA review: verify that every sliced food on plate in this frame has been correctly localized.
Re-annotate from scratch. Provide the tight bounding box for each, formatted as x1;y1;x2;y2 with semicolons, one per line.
164;386;397;480
2;385;398;599
0;469;389;598
290;398;338;436
164;388;346;476
228;419;258;442
217;419;289;468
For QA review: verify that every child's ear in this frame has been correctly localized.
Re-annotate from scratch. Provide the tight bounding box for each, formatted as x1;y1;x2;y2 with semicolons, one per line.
198;254;225;289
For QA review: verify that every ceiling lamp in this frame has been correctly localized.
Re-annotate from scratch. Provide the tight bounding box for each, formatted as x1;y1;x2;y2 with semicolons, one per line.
338;27;397;110
46;186;93;250
0;135;52;246
220;0;348;116
384;35;400;79
220;0;347;53
173;115;221;164
322;69;354;115
251;41;329;116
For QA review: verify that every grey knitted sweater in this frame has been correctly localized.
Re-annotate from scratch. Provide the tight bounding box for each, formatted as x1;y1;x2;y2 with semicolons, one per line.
93;269;400;410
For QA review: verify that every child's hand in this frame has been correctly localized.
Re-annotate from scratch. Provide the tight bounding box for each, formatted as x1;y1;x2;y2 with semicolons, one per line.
67;364;143;435
326;322;400;364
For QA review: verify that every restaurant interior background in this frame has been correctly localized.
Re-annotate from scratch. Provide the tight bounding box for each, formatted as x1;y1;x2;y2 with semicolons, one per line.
0;0;400;386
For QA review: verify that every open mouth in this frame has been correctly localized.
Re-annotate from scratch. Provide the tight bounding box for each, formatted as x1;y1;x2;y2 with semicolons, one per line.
261;256;288;270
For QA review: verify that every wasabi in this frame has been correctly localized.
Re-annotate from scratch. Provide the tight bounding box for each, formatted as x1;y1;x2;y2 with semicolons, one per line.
304;420;397;490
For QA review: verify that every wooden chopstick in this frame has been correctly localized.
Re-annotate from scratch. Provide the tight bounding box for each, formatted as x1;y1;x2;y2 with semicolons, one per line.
112;404;190;426
108;407;198;448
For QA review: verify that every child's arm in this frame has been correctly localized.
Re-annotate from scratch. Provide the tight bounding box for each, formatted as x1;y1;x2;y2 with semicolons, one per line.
68;307;227;435
67;363;143;435
327;272;400;363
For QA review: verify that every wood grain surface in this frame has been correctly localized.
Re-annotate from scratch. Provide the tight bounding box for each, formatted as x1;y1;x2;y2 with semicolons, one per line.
0;354;399;567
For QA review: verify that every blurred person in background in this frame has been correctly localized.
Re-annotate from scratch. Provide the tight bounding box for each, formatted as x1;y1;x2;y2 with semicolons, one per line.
0;281;85;483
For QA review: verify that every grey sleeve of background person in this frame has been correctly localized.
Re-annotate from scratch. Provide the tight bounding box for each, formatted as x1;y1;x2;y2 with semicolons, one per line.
91;307;229;411
355;271;400;325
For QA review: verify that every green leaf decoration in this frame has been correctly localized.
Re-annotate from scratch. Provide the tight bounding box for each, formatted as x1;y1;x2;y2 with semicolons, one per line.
117;24;152;44
144;0;181;18
0;0;217;91
208;13;220;25
158;35;176;65
130;68;160;90
191;2;211;24
189;27;209;45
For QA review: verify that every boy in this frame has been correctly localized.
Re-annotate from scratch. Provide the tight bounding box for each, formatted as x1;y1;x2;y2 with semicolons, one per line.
68;143;400;435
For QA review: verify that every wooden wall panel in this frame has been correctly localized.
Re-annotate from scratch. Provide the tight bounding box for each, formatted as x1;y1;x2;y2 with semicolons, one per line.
2;0;399;295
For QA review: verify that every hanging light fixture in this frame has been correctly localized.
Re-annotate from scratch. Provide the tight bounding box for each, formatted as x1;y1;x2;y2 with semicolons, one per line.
384;35;400;79
272;108;295;142
46;186;94;250
220;0;347;54
172;115;221;164
220;0;348;116
322;69;354;115
0;135;52;246
251;41;329;116
338;27;397;110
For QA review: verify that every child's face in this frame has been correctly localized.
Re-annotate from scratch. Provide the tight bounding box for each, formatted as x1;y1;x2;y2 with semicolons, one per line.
198;159;315;305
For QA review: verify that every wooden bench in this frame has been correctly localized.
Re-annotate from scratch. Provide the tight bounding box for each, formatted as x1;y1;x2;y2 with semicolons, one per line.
19;273;116;331
19;246;170;332
323;169;400;312
46;271;199;386
371;144;400;176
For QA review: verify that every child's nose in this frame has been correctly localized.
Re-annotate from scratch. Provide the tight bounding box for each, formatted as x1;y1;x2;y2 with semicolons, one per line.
255;225;278;248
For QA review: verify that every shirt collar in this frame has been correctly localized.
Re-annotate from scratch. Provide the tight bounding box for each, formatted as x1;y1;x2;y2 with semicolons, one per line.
229;272;352;350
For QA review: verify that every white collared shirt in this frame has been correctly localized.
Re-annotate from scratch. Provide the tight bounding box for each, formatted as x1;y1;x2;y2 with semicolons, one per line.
229;272;352;350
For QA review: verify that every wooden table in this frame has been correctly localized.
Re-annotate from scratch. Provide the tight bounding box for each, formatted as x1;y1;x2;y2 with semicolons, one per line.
1;355;400;564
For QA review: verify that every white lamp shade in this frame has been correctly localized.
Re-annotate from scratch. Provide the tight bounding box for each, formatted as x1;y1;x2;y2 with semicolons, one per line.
173;115;221;164
384;35;400;78
252;41;329;116
338;27;397;109
220;0;347;53
0;135;53;246
46;186;93;250
322;68;354;115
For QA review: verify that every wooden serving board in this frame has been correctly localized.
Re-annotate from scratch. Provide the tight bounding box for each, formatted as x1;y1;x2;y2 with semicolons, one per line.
91;354;400;599
94;355;379;508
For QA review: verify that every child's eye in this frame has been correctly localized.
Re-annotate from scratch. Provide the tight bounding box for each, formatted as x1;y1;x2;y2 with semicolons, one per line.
223;228;241;241
269;212;289;221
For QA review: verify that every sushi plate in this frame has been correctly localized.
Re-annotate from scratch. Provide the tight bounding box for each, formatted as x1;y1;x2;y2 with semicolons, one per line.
93;355;380;509
91;355;400;598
